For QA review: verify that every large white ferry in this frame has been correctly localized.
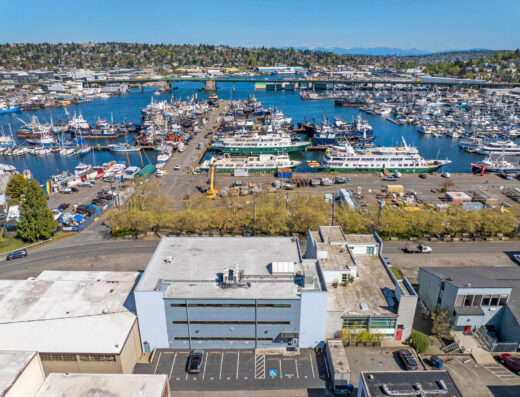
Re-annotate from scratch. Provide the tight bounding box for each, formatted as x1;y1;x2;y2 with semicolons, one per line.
315;138;450;173
212;133;310;154
200;153;301;173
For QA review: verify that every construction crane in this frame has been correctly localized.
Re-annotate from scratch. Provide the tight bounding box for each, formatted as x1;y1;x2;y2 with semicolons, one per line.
205;165;218;199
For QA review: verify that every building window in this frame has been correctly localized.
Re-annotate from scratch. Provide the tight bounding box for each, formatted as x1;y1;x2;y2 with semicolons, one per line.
463;295;474;306
366;247;374;255
173;320;290;325
77;354;116;362
482;295;491;306
170;303;291;308
175;337;273;341
40;353;77;362
369;318;397;330
490;295;500;306
455;295;464;307
472;295;482;307
499;295;508;305
343;318;369;329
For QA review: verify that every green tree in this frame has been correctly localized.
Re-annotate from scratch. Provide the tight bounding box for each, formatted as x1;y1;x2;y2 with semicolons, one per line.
431;308;454;340
17;179;57;242
5;174;28;203
409;330;429;353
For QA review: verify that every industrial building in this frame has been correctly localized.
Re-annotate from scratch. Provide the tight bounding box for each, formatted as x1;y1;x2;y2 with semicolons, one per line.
357;371;463;397
418;266;520;350
0;271;143;375
136;236;328;351
0;351;45;397
306;226;418;341
35;373;170;397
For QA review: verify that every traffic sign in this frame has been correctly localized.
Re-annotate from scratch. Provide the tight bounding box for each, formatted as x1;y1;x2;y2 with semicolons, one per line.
268;369;278;377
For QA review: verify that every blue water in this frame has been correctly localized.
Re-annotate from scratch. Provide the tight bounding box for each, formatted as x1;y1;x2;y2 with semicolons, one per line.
0;81;487;182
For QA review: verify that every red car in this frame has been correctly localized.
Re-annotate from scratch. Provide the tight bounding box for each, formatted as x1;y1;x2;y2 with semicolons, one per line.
500;354;520;375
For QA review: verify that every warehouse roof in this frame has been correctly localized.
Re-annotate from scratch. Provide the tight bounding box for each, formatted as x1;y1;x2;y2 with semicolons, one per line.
35;373;168;397
137;236;310;299
0;271;139;354
0;351;38;396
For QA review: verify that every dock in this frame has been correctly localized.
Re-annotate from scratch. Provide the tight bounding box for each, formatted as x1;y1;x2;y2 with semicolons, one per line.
385;117;404;126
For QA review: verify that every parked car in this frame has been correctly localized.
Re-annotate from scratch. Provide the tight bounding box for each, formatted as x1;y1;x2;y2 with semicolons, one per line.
513;254;520;265
6;249;27;261
187;350;204;374
70;187;79;192
383;256;392;266
174;164;182;170
383;176;397;182
398;349;418;370
500;353;520;375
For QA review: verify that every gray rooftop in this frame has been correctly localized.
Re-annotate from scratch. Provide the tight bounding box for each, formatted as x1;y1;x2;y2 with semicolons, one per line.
35;373;168;397
0;351;38;396
360;370;463;397
328;255;397;316
345;234;378;245
137;237;310;299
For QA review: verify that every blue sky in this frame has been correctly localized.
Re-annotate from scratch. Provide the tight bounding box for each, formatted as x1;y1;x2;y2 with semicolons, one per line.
1;0;519;50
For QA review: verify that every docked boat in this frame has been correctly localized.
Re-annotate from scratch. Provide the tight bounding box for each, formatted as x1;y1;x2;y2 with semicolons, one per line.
476;140;520;155
108;143;141;152
334;98;367;107
315;138;451;173
200;153;301;173
0;103;21;114
212;133;309;154
74;163;93;176
459;137;484;153
77;146;92;156
471;154;520;174
123;166;141;181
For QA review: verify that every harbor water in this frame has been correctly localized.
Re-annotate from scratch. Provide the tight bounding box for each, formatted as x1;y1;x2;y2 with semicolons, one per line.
0;81;503;182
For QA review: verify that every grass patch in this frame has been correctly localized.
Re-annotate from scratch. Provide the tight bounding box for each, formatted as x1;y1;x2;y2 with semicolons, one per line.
0;236;28;254
390;267;404;280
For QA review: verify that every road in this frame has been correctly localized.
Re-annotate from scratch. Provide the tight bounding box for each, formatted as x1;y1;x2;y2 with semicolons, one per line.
1;229;518;280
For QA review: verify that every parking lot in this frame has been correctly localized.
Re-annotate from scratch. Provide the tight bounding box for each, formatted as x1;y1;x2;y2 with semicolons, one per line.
134;349;327;391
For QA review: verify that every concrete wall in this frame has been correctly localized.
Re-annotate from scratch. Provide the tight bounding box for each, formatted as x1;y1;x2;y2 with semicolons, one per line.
165;298;301;349
397;295;418;340
300;289;328;347
5;354;45;397
322;270;349;285
417;269;443;310
41;354;121;376
499;306;520;344
349;244;377;256
135;290;169;350
326;311;344;339
120;320;143;374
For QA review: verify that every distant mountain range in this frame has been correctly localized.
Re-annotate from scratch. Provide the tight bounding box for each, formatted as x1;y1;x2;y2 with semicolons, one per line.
283;47;494;56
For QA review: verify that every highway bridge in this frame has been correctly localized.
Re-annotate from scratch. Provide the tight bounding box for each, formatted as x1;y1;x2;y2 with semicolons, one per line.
82;76;520;90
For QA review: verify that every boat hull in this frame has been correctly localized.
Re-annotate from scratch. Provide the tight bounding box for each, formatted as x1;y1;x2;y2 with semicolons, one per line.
201;166;297;174
317;165;445;173
218;145;308;154
0;106;21;114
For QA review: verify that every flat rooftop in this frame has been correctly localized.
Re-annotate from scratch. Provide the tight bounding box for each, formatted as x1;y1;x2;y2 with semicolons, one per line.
345;234;378;245
0;351;38;396
137;237;309;299
0;271;139;354
318;243;355;270
318;226;346;243
328;255;397;316
360;370;463;397
35;373;168;397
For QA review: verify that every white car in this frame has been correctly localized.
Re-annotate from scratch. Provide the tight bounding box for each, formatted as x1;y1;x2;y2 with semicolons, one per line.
174;165;181;170
513;254;520;265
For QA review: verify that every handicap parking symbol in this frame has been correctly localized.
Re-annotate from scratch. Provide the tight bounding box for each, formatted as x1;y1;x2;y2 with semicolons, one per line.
268;369;278;377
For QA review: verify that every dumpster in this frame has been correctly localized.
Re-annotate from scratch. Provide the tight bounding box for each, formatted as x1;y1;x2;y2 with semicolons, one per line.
430;355;444;369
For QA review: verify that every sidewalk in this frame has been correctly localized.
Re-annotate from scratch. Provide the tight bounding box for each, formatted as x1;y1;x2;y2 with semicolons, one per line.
172;389;332;397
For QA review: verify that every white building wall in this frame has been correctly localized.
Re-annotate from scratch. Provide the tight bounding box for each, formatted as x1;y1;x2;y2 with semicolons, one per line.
299;290;328;347
5;354;45;397
349;244;377;256
323;270;348;285
135;290;169;351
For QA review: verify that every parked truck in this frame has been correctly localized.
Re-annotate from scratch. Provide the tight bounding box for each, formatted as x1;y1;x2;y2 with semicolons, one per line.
325;339;353;395
404;243;432;253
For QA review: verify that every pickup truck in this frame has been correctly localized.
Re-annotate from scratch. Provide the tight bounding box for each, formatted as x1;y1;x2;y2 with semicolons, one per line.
404;243;432;254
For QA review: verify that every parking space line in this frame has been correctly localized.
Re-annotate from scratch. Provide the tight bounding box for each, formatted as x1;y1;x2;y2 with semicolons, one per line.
255;354;265;380
219;352;224;380
153;352;162;375
236;350;240;380
278;358;283;378
295;358;299;379
169;352;177;380
202;352;208;380
309;353;315;378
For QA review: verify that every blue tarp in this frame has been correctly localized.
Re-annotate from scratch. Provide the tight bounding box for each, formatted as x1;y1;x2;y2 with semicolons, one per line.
74;214;85;222
85;204;99;211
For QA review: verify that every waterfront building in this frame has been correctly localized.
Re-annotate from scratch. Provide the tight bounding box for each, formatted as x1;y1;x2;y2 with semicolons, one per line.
418;266;520;350
305;227;417;341
135;236;328;351
0;271;142;375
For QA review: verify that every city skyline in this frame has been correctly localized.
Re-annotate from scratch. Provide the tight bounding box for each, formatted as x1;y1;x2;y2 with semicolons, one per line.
2;0;519;51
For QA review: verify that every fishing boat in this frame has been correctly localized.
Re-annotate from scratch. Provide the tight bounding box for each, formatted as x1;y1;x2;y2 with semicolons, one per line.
213;133;309;154
471;154;520;174
74;163;93;176
59;148;76;156
108;143;141;152
334;98;367;107
314;138;451;173
199;153;301;174
0;103;21;114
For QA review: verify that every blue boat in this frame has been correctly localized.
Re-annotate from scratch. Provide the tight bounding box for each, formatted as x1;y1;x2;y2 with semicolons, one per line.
0;105;21;115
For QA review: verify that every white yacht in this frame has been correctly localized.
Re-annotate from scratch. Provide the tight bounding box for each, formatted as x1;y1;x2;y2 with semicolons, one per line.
200;153;301;173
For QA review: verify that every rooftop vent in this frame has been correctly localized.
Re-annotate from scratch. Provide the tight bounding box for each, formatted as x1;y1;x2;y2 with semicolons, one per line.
219;265;250;289
360;303;368;311
164;256;173;264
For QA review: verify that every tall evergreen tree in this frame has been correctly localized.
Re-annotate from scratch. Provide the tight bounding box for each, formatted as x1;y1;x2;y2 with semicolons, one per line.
17;179;57;242
5;174;28;203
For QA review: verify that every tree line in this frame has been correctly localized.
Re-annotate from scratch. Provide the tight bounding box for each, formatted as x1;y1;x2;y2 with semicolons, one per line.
108;180;520;238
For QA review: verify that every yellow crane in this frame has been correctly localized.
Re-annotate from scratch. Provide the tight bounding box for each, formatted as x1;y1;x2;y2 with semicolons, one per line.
205;165;218;199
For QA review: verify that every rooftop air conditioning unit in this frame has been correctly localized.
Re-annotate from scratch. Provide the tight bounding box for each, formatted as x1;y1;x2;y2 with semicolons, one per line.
165;256;173;264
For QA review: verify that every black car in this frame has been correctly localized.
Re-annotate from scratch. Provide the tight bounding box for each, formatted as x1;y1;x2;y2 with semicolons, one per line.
70;187;79;192
398;349;419;370
58;203;70;212
6;249;28;261
187;350;204;374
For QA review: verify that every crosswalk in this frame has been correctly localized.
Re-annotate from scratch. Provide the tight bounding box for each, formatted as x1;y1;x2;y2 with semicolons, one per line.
254;354;265;379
